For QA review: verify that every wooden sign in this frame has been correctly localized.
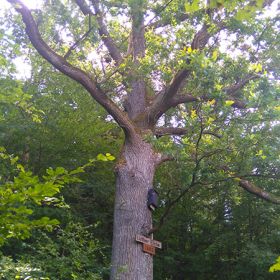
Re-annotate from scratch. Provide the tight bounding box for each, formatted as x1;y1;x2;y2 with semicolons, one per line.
150;239;162;249
136;235;162;249
143;243;155;255
136;235;150;245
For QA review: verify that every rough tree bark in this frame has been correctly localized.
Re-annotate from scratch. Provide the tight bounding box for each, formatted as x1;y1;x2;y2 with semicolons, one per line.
8;0;278;279
111;137;158;279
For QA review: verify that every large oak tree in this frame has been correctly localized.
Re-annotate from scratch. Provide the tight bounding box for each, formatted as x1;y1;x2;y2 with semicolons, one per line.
6;0;280;279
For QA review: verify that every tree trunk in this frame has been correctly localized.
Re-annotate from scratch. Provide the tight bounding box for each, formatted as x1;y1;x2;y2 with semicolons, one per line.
110;136;158;280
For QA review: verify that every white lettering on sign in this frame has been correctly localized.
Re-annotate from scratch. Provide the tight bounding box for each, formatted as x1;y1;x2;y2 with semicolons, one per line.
136;235;162;249
136;235;151;245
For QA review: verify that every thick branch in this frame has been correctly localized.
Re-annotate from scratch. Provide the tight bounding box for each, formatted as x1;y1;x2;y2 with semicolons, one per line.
224;74;259;95
157;73;260;111
146;70;190;125
191;24;212;50
203;131;222;139
149;13;189;29
242;174;280;180
64;26;94;59
171;94;199;106
151;176;280;234
155;153;175;165
74;0;124;64
239;179;280;204
154;127;188;137
76;0;93;15
231;100;247;109
154;127;222;138
146;24;219;126
223;74;261;109
90;0;122;65
147;90;198;126
125;1;147;120
9;0;135;138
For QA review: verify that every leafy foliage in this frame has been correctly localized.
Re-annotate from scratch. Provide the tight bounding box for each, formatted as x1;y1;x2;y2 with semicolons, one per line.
0;223;107;280
0;145;114;246
269;257;280;273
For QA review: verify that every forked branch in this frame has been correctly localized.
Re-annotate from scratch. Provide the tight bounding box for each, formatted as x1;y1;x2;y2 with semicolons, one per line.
146;24;221;126
90;0;122;65
148;71;260;120
75;0;122;64
9;0;135;138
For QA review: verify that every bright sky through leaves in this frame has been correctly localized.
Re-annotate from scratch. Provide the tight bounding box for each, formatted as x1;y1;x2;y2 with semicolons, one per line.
3;0;280;78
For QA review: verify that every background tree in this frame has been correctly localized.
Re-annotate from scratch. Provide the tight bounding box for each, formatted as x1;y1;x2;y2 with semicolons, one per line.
0;34;117;279
3;0;280;279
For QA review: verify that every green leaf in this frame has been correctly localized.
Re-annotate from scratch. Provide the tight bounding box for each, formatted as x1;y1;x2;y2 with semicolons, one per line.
107;155;115;161
105;153;116;161
185;0;200;13
191;109;197;119
97;153;108;161
212;50;218;61
269;257;280;272
225;100;235;106
255;63;262;73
